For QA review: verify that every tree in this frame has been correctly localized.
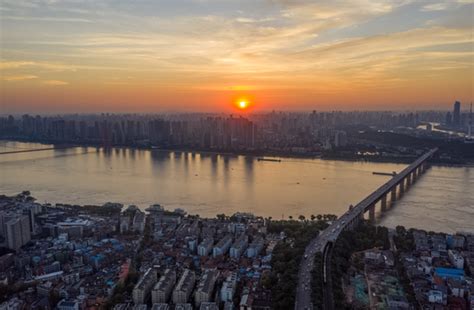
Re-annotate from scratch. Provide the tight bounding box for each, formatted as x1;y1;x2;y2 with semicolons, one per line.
310;214;316;221
216;213;226;220
316;214;323;221
289;215;293;221
298;215;306;222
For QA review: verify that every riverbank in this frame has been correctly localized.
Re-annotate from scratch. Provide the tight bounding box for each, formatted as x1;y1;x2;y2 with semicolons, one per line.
2;138;473;167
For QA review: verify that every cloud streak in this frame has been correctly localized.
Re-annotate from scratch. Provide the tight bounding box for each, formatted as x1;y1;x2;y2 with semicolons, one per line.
43;80;68;85
0;0;472;111
3;74;38;81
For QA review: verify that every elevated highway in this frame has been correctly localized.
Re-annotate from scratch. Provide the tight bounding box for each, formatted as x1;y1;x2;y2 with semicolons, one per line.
295;148;438;310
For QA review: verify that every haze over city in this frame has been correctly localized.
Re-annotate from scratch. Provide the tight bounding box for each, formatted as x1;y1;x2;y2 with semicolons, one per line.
1;0;473;113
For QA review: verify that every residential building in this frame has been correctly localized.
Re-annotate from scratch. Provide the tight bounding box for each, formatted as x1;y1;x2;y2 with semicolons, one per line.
152;269;176;304
195;269;218;307
220;273;237;302
133;268;158;304
172;269;195;304
230;235;248;259
213;235;232;257
198;238;214;257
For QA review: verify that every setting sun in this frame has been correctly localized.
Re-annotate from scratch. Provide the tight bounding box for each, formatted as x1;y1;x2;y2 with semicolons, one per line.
239;101;248;109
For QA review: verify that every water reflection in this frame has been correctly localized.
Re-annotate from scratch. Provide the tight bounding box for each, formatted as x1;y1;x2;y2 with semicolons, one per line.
0;141;472;233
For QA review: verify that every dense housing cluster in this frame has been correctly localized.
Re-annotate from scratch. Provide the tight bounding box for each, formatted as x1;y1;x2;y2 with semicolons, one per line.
0;192;283;309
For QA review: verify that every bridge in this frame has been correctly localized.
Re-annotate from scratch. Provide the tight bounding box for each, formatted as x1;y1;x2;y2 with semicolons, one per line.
0;146;76;155
295;148;438;310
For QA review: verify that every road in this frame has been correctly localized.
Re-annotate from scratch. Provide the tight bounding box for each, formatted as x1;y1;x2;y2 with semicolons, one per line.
295;148;437;310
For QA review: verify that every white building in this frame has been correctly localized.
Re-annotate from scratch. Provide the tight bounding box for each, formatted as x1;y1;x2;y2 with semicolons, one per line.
119;215;130;233
198;238;214;257
246;236;264;258
132;211;146;233
448;250;464;269
213;235;232;257
230;235;248;259
4;215;31;250
220;273;237;302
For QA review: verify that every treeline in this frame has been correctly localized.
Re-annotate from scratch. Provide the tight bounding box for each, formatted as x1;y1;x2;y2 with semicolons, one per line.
356;130;474;162
263;219;330;310
311;223;390;309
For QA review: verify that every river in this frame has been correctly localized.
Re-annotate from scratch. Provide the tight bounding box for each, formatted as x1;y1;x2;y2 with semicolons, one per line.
1;141;472;233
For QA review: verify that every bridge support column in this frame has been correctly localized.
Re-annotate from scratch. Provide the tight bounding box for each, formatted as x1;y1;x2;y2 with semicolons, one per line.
391;187;397;202
406;173;412;187
381;195;387;212
368;204;376;223
399;179;405;195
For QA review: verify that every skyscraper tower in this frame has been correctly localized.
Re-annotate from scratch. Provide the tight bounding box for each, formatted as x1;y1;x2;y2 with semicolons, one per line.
453;101;461;128
466;103;473;144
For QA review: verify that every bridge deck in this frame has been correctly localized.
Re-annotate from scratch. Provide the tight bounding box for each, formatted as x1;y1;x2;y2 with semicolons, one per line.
295;148;437;310
323;147;437;243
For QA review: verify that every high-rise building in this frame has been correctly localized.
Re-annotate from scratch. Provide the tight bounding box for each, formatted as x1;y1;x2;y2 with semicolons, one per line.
466;103;473;144
453;101;461;127
334;130;347;147
212;235;232;257
197;238;214;257
229;235;248;259
220;273;237;303
246;236;264;258
152;269;176;304
5;215;31;250
194;269;219;307
172;269;195;304
133;268;158;304
445;112;452;126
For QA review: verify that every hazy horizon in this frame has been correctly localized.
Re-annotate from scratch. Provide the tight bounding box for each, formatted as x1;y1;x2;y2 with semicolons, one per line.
1;104;471;116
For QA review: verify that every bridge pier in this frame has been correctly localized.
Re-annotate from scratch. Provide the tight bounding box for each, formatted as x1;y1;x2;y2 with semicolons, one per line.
399;179;405;195
381;194;387;212
390;187;397;203
368;204;376;223
407;173;412;187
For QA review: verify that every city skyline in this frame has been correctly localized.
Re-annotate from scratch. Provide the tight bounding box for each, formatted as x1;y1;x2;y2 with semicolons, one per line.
1;0;473;113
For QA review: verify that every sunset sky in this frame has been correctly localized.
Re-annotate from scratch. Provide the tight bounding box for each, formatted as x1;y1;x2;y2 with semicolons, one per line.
1;0;473;113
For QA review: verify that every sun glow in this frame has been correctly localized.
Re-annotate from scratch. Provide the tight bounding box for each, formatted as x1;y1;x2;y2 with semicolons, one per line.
234;96;253;111
239;100;248;109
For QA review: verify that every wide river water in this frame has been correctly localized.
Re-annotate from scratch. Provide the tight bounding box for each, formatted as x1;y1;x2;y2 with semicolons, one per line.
1;141;472;233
